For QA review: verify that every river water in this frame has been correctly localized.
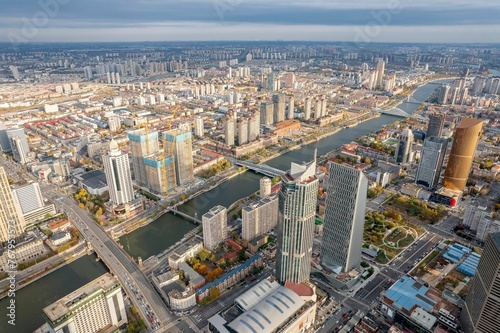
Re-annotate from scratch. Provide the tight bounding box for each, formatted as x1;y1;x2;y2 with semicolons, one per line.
4;79;448;333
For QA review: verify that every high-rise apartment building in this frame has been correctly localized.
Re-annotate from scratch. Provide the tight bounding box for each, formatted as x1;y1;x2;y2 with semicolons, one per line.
144;155;176;195
321;162;367;273
443;118;483;191
0;127;28;153
195;117;204;138
415;137;448;189
0;167;25;242
260;177;272;198
43;273;127;333
267;72;277;92
427;113;445;138
242;195;278;242
128;129;159;186
102;140;134;206
224;118;235;146
107;115;121;133
437;85;450;105
238;119;249;146
276;157;318;284
461;233;500;333
202;205;227;250
247;114;260;142
395;128;414;164
304;98;312;121
273;94;286;123
288;97;295;120
165;129;194;186
260;102;274;125
376;60;385;88
9;66;20;80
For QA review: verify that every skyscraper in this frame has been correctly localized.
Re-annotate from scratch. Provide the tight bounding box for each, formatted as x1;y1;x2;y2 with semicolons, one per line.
0;167;25;242
273;94;286;123
443;118;483;191
437;85;450;105
242;195;278;242
304;98;312;121
321;162;367;273
461;233;500;333
9;66;20;80
395;128;414;164
260;102;274;125
376;60;385;88
103;140;134;206
43;273;127;333
224;118;235;146
287;97;295;120
128;129;159;186
238;118;249;146
415;137;448;189
107;115;121;133
165;129;194;186
276;156;318;284
426;113;445;138
267;72;277;92
10;135;29;164
202;205;227;250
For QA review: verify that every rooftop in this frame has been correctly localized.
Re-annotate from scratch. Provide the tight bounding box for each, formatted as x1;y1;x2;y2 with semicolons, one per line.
43;273;119;323
383;276;436;313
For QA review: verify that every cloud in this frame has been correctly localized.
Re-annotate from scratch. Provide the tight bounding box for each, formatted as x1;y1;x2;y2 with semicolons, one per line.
0;0;499;42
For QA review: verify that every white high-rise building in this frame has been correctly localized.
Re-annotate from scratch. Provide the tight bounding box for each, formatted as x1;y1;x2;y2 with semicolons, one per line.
224;118;235;146
11;135;29;164
0;167;25;242
202;205;227;250
321;162;367;273
260;177;272;198
242;195;278;242
43;273;127;333
276;156;318;284
238;119;249;146
304;98;312;120
102;140;134;206
376;59;385;88
195;117;204;137
288;97;295;119
107;115;121;133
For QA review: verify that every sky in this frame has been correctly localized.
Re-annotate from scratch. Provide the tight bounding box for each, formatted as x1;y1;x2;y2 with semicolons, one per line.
1;0;500;43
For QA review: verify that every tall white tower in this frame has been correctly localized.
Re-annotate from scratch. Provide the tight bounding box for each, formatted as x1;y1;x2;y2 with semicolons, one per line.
102;140;134;206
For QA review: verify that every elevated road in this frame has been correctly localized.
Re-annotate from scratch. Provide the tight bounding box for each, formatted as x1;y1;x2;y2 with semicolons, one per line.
42;184;174;331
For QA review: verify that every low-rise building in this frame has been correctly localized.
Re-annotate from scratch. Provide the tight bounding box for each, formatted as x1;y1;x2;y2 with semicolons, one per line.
0;235;47;271
168;239;203;270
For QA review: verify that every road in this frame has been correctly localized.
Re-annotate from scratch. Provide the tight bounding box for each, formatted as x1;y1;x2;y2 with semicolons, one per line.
42;184;174;331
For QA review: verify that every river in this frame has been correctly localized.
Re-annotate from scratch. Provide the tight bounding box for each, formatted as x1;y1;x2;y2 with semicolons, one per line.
8;79;449;333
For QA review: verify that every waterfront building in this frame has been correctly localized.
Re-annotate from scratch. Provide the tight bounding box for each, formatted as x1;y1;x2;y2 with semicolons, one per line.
202;205;227;250
321;162;367;273
259;177;272;198
42;273;127;333
276;155;318;284
443;118;483;191
102;140;134;206
415;137;448;189
165;129;194;186
224;118;235;146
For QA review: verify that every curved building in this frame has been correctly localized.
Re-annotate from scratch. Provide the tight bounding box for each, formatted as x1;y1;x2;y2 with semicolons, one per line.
443;118;483;191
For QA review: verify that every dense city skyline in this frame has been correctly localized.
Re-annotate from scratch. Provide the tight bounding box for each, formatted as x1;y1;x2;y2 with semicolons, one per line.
1;0;500;43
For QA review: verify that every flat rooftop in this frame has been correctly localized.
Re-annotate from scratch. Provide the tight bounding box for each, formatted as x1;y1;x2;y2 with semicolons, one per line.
43;273;118;322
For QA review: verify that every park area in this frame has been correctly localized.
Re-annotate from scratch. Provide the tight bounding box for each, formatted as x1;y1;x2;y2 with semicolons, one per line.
385;194;447;224
363;210;425;264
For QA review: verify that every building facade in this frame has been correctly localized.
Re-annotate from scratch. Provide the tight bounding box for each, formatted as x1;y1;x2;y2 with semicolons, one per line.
395;128;414;164
165;129;194;186
415;137;448;189
443;118;483;191
241;195;278;242
276;158;318;284
102;140;134;206
321;162;368;273
461;233;500;333
202;205;227;250
128;129;159;186
427;113;445;138
0;167;25;242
